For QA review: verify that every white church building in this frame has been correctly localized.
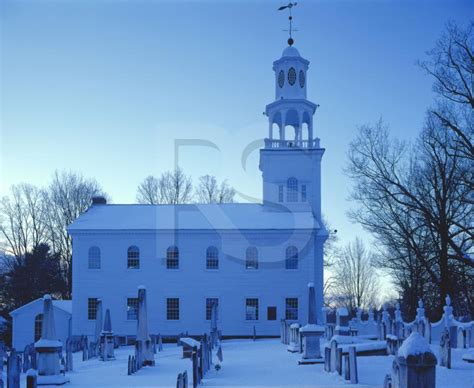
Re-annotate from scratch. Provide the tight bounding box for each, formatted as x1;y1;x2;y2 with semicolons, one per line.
12;42;328;346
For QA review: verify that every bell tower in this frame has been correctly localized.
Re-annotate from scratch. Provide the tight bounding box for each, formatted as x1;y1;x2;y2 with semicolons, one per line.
259;42;325;221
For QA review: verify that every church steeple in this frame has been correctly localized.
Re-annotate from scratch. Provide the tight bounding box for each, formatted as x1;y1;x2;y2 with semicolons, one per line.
260;42;324;220
264;45;319;149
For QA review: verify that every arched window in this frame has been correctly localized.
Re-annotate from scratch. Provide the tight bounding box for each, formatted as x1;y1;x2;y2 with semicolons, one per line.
127;246;140;269
34;313;43;341
287;177;298;202
88;246;101;269
206;246;219;270
246;247;259;270
167;246;179;269
285;246;298;269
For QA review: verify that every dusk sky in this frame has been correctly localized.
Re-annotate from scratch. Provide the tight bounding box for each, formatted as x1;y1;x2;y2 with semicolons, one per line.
1;0;473;249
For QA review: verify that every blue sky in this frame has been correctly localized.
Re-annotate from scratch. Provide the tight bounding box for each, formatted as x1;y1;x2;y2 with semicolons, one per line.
1;0;473;249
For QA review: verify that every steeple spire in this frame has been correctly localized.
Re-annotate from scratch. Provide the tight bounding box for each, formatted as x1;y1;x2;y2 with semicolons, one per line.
278;2;298;46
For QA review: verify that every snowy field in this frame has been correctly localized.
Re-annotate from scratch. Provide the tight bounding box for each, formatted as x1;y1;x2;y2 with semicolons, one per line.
8;339;474;388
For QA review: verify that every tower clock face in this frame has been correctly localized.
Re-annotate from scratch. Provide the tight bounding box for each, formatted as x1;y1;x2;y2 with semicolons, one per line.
278;70;284;88
288;67;296;86
299;70;305;88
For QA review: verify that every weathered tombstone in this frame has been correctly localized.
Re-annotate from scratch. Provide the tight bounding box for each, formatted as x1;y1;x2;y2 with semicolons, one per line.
438;329;451;369
449;325;458;348
7;350;21;388
457;327;465;349
349;346;358;384
192;348;198;388
100;308;115;361
287;323;300;352
299;283;325;363
330;339;337;372
34;294;69;385
393;332;437;388
335;307;350;336
324;347;330;372
135;286;155;366
26;369;38;388
343;354;350;380
158;334;163;352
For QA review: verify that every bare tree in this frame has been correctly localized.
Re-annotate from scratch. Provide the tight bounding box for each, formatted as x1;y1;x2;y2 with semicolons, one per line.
328;238;379;311
0;184;47;261
346;118;473;318
195;175;236;203
136;176;160;204
42;171;106;297
136;168;193;205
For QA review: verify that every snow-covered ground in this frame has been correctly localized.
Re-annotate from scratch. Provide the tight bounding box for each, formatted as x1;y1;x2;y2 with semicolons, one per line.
7;339;474;387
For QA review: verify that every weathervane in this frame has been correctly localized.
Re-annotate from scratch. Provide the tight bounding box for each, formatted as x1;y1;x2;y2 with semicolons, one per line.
278;2;298;46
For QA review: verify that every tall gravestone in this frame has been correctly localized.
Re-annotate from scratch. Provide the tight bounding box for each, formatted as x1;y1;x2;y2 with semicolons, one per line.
335;307;350;336
34;295;69;385
100;308;115;361
135;286;155;366
439;329;451;369
299;283;325;363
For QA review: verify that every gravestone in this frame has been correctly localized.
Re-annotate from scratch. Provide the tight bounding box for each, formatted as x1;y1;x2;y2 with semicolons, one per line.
287;323;300;352
34;294;69;385
158;334;163;352
7;350;21;388
26;369;37;388
439;329;451;369
330;340;337;372
457;327;465;349
299;283;325;363
100;308;115;361
349;346;358;384
393;332;437;388
135;286;155;366
343;354;350;380
324;347;330;372
335;307;350;336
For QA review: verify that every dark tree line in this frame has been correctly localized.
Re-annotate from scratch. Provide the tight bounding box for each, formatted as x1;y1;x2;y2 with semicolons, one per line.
0;171;106;313
346;22;473;320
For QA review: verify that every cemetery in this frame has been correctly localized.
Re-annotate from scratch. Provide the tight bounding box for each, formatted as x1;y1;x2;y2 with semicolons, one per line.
0;285;473;388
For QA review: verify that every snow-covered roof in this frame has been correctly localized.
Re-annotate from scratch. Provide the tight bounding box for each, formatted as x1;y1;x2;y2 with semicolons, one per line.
10;298;72;317
68;203;320;232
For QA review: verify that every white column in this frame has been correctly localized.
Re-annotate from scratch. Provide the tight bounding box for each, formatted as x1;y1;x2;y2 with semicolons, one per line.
280;111;286;142
268;119;273;139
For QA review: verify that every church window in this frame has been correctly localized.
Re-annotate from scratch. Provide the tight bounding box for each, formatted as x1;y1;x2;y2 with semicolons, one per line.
278;70;285;88
288;67;296;86
285;246;298;269
88;298;98;320
206;246;219;270
287;177;298;202
88;246;101;269
206;298;219;321
34;314;43;341
167;298;180;320
127;246;140;269
301;185;307;202
245;247;259;270
299;70;305;88
167;246;179;269
285;298;298;320
127;298;139;320
278;185;284;202
246;298;259;320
